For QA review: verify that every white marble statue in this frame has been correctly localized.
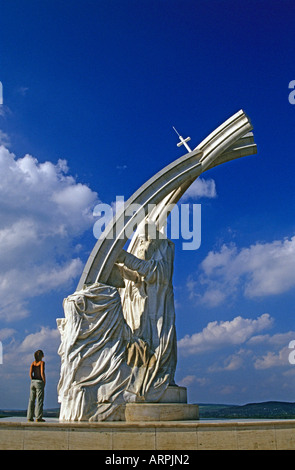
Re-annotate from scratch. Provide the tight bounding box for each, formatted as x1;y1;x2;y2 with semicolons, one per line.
56;111;257;421
57;279;136;421
118;227;177;401
57;229;177;421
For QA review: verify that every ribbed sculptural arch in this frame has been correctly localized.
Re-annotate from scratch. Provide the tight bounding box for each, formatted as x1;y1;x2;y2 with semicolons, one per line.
77;109;257;290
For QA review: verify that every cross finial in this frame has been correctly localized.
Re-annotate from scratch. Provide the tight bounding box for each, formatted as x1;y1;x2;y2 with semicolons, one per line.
173;127;192;152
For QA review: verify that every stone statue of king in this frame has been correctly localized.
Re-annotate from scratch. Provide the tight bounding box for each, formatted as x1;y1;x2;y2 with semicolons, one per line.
57;223;178;421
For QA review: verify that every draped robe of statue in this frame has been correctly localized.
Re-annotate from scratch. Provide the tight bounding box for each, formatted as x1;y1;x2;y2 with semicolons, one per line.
57;233;177;421
119;234;177;402
57;281;139;422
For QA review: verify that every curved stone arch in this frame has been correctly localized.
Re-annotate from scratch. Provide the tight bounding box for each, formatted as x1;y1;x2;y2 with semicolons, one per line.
77;109;257;290
127;112;257;253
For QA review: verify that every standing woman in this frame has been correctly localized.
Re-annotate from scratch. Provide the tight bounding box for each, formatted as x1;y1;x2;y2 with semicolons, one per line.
27;350;46;422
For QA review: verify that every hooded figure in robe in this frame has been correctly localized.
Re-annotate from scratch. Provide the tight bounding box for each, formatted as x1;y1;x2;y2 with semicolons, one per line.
57;267;142;421
57;226;177;421
118;226;177;402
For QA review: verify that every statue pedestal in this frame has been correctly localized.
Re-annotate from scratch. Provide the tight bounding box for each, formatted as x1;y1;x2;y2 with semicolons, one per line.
125;403;199;421
125;386;199;422
158;385;187;403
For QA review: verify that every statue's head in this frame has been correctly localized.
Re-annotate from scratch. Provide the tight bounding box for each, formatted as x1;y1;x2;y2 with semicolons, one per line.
135;221;162;260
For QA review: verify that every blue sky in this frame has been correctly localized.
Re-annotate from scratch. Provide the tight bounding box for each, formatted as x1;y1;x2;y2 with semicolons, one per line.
0;0;295;409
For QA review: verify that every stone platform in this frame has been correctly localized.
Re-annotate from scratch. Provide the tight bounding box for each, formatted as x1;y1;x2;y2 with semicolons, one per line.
1;418;295;450
119;386;199;422
125;403;199;421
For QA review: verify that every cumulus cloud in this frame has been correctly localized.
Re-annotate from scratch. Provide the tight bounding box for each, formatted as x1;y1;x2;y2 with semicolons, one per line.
178;375;209;387
248;331;295;370
208;350;246;372
248;331;295;347
178;313;273;356
0;328;16;341
18;326;60;356
0;325;61;405
0;130;10;147
181;177;217;200
187;236;295;306
254;348;290;370
0;144;99;321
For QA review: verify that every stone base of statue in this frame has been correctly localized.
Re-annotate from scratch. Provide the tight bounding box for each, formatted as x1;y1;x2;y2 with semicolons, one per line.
125;403;199;421
159;385;188;403
125;386;199;422
106;386;199;422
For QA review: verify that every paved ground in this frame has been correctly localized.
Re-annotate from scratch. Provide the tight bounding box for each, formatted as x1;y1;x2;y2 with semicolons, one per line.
0;416;59;423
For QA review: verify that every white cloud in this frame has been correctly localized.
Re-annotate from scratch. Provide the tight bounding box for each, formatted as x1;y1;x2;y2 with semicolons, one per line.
248;331;295;347
1;326;61;388
0;143;99;321
247;331;295;370
188;236;295;306
178;375;198;387
18;326;60;356
254;347;290;370
181;177;217;200
178;313;273;356
178;375;209;387
208;350;246;372
0;105;12;118
0;130;10;147
0;328;16;341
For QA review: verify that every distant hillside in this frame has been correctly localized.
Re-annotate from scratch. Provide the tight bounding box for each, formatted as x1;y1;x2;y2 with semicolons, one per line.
199;401;295;419
1;402;295;420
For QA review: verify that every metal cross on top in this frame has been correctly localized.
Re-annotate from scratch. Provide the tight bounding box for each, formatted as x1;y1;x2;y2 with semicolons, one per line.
172;126;192;152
